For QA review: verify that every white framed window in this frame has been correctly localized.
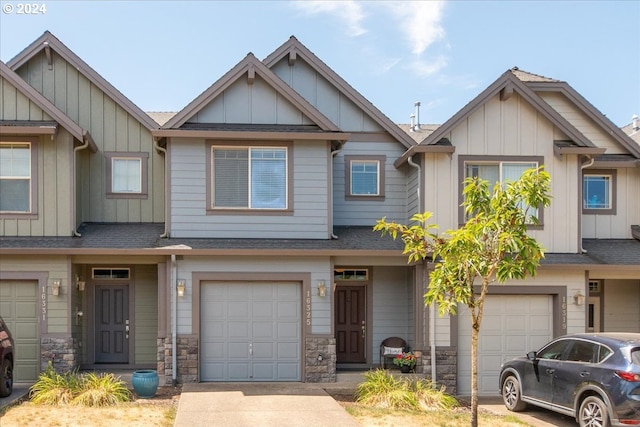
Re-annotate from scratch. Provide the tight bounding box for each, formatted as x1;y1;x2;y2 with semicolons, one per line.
211;146;288;210
583;170;616;214
459;156;543;226
105;152;148;199
0;142;33;213
345;155;385;200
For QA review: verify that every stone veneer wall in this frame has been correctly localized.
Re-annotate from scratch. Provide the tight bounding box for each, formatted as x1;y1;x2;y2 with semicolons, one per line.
419;347;457;395
42;336;78;373
305;336;336;382
158;335;198;385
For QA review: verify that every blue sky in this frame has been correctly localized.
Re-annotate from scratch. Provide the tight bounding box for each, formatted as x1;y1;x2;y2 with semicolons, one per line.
1;1;638;127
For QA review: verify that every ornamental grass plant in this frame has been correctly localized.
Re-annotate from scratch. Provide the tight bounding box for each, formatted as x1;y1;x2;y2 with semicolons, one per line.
356;369;458;411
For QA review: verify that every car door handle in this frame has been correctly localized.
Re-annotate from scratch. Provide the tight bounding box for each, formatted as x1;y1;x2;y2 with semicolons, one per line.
580;372;590;377
546;369;555;375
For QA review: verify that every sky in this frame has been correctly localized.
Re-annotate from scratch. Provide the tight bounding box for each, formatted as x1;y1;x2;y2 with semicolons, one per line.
1;1;638;127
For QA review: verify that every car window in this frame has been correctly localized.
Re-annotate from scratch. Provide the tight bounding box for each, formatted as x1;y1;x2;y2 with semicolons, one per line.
538;340;571;360
597;345;612;363
632;349;640;366
566;340;599;363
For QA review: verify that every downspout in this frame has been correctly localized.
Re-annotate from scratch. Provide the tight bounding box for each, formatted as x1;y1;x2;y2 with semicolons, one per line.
171;254;178;386
407;155;436;382
330;145;344;239
154;138;169;238
580;158;595;253
72;136;90;237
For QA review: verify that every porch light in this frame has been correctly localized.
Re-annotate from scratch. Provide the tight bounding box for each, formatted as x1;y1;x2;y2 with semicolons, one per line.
177;279;186;297
574;289;586;306
76;275;85;292
52;280;61;296
317;281;327;297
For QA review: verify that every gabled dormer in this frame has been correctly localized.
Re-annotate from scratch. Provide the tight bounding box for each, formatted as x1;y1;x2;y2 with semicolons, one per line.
8;31;163;226
1;61;96;236
153;53;349;239
264;37;417;226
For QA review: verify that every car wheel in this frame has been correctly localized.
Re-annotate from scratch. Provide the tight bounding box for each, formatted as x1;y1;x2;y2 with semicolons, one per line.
578;395;610;427
0;358;13;397
501;375;527;411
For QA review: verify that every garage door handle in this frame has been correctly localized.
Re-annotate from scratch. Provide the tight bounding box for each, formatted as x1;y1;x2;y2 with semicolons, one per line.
546;369;555;375
580;372;590;377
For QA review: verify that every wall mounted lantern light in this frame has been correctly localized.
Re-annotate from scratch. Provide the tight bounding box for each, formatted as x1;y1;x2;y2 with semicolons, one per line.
574;289;586;306
52;280;61;296
177;279;186;297
76;275;86;292
317;281;327;297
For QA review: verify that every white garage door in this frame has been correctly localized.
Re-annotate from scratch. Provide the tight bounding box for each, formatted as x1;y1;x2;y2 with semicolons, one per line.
0;281;39;381
457;295;553;396
201;282;301;381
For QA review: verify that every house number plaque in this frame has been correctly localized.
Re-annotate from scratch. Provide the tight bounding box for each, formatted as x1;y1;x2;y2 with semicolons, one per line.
306;290;311;326
41;284;48;322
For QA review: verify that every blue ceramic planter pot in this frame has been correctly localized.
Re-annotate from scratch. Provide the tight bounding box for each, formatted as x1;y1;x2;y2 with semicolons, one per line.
132;370;159;398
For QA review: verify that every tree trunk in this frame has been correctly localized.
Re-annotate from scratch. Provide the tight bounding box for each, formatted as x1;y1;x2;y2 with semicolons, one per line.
470;317;479;427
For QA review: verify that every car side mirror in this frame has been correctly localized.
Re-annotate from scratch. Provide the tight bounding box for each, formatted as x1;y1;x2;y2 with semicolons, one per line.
527;351;538;361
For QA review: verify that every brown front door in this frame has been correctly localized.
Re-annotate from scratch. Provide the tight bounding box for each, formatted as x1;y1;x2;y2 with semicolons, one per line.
95;285;129;364
335;285;366;363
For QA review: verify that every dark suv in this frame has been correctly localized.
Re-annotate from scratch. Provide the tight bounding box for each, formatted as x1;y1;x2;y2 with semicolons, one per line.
500;333;640;427
0;316;15;397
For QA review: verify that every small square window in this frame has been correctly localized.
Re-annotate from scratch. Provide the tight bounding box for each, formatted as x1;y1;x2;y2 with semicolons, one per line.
583;170;616;215
106;152;149;199
345;155;385;200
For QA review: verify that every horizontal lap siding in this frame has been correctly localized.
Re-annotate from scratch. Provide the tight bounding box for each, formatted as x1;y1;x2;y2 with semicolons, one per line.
170;140;329;239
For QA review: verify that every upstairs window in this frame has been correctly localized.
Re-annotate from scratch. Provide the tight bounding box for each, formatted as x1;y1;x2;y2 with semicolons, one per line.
459;156;543;226
106;152;148;199
345;155;385;200
583;170;616;214
0;142;35;213
211;146;288;210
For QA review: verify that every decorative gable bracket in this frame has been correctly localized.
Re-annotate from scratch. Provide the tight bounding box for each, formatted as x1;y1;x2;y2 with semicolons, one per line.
44;42;53;70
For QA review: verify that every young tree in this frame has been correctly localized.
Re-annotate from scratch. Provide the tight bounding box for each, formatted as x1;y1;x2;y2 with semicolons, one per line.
374;167;551;427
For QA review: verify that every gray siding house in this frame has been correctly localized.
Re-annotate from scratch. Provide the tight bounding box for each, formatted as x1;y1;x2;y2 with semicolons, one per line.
1;32;638;396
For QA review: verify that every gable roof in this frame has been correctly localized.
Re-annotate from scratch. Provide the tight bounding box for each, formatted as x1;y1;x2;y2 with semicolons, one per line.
522;78;640;158
0;61;97;152
7;31;158;131
263;36;416;149
396;68;603;167
161;53;341;135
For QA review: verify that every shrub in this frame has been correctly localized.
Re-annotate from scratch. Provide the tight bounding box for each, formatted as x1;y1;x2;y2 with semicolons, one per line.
30;363;131;407
356;369;458;411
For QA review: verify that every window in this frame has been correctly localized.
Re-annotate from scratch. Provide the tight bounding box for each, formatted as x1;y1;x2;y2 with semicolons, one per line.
334;269;369;281
583;170;616;214
538;339;571;360
459;156;543;226
211;146;288;209
345;155;385;200
106;152;148;199
0;141;37;214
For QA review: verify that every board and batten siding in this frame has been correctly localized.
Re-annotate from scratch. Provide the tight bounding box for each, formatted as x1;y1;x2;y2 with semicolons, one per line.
270;58;385;133
187;75;314;125
603;279;640;332
170;138;330;239
174;257;331;335
15;50;164;224
582;168;640;239
538;92;626;154
423;92;580;253
333;140;407;226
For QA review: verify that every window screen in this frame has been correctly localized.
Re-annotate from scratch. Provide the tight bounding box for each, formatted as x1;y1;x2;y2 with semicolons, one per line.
0;143;31;212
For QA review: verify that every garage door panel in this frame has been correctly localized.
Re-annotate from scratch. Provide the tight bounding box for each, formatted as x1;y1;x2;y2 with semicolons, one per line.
201;282;301;381
458;295;553;396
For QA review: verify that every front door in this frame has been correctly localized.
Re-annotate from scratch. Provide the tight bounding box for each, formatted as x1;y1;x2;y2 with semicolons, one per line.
335;285;366;363
95;285;129;364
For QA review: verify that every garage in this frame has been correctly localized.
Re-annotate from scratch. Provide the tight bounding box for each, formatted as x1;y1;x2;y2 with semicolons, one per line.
457;295;553;395
0;280;39;381
200;282;301;381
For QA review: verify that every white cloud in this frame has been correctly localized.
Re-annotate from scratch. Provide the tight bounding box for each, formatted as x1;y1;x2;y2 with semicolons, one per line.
291;1;367;37
406;55;448;77
382;1;446;55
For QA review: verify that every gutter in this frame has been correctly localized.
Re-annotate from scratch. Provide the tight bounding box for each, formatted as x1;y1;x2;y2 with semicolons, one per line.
580;158;595;253
72;134;91;237
407;155;437;382
330;145;344;239
154;137;169;238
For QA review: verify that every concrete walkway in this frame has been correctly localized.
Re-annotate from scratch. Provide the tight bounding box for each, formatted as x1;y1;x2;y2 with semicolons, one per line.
173;382;360;427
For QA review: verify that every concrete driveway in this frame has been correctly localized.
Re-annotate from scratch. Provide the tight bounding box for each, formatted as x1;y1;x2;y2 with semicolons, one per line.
173;382;360;427
479;395;577;427
0;383;31;411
